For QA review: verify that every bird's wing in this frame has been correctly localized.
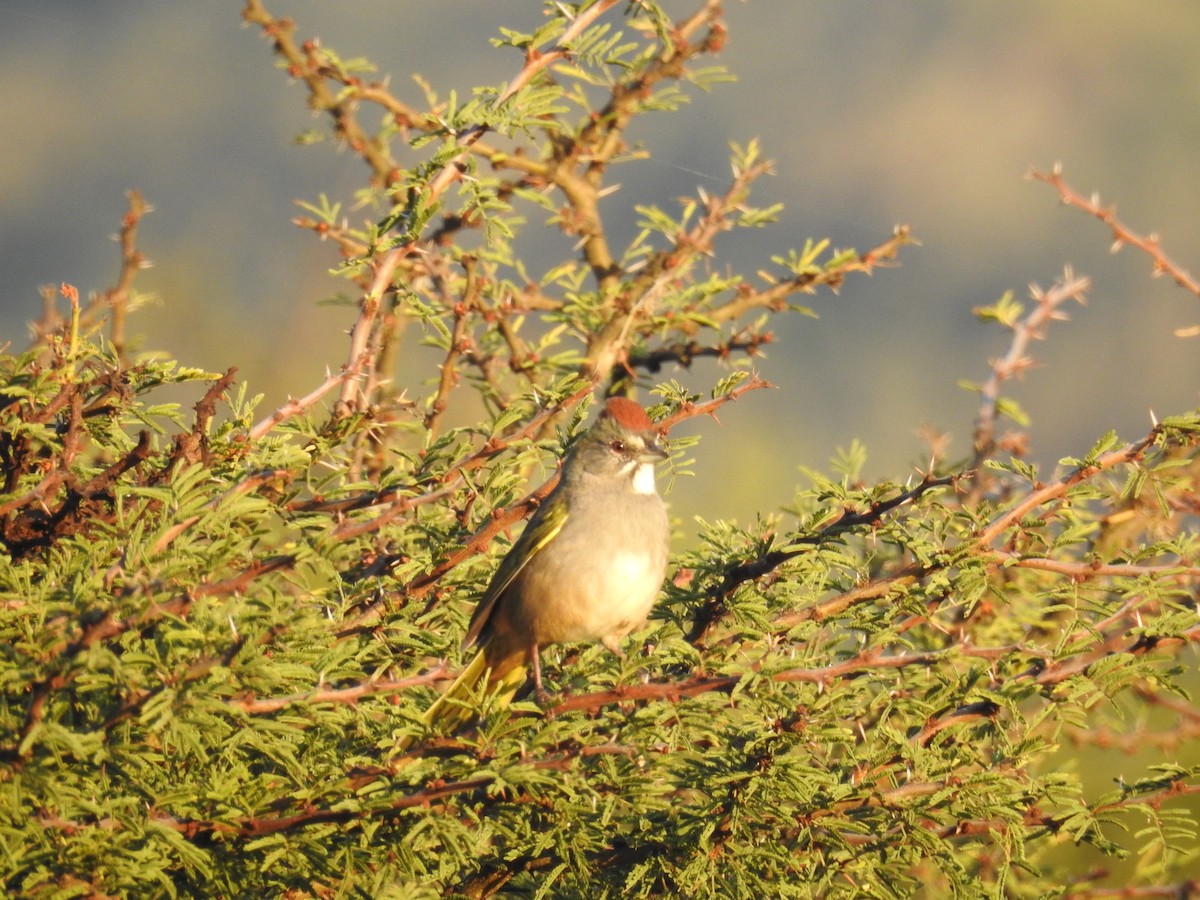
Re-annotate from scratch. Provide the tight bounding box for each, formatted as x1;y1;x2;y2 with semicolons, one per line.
461;494;568;650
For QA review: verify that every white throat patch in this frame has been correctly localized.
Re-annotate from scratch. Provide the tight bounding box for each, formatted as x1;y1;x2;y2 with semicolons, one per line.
632;461;657;495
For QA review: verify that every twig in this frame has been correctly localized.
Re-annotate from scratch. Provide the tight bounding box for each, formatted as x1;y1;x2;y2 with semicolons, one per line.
970;268;1090;466
972;427;1161;550
424;258;478;437
423;0;622;201
249;354;371;440
686;471;961;645
1062;881;1200;900
241;1;400;192
337;245;408;413
684;226;915;337
1031;164;1200;299
101;190;151;360
656;375;774;432
628;330;774;373
991;553;1200;580
228;668;449;714
548;647;950;717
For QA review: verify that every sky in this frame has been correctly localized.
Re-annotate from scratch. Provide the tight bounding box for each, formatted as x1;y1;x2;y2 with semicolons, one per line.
2;0;1200;526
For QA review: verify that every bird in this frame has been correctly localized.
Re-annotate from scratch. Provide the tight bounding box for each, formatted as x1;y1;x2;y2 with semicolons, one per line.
419;396;671;736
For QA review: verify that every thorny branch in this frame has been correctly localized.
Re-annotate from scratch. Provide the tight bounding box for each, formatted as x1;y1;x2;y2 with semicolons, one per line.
971;426;1163;549
549;617;1200;721
245;0;638;423
1031;164;1200;301
687;414;1197;653
101;190;150;360
686;470;963;645
245;0;873;440
970;268;1090;468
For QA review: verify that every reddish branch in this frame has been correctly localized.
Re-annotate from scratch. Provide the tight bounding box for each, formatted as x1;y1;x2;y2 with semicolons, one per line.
691;226;914;336
425;257;480;437
35;742;639;843
34;680;1198;876
228;667;449;714
686;470;962;645
424;0;624;201
1068;682;1200;754
1062;881;1200;900
100;190;151;359
819;423;1195;631
970;268;1090;466
246;0;884;440
28;194;151;354
552;613;1200;721
548;647;953;717
241;1;401;195
683;415;1197;678
245;0;644;420
336;242;409;414
971;426;1162;549
991;552;1200;580
554;0;725;302
249;356;372;441
1032;164;1200;300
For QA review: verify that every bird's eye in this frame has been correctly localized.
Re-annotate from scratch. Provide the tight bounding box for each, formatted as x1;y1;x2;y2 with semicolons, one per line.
610;440;627;453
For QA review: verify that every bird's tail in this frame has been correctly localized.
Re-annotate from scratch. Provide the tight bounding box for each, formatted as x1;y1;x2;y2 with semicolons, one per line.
406;642;529;746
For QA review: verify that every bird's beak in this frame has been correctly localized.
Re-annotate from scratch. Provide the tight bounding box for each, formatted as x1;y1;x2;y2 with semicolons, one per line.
640;434;669;464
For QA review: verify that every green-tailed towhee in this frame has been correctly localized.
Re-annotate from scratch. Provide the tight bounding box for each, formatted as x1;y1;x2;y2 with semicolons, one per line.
422;396;670;733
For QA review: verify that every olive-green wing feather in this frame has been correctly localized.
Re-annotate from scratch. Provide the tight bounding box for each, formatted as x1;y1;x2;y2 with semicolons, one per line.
461;495;569;649
407;491;568;743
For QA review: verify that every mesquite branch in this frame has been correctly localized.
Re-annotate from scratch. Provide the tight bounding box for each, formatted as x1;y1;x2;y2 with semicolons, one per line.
1031;164;1200;300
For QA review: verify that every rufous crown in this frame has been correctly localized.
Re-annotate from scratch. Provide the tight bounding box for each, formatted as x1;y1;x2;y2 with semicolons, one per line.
601;397;656;432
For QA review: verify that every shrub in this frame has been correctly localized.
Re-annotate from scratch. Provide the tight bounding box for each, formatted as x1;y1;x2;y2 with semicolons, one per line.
2;2;1198;896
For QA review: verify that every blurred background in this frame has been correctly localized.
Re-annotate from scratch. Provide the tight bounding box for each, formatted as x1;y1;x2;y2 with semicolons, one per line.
2;0;1199;528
